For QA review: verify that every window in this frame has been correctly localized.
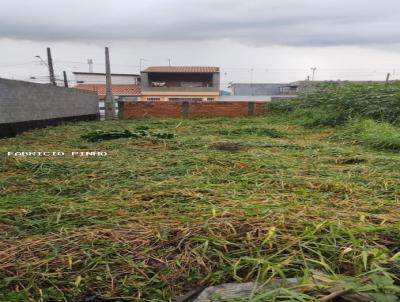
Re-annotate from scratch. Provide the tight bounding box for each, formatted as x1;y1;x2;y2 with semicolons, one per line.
207;98;214;101
147;97;160;101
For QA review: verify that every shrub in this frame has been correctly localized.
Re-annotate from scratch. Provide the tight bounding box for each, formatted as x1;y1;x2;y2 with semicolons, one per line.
268;81;400;127
338;119;400;151
291;108;347;128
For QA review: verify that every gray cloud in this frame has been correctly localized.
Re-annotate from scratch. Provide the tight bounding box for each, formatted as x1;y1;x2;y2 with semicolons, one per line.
1;0;400;47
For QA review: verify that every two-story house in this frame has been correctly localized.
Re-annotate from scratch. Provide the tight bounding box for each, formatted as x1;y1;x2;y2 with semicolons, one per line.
140;66;220;101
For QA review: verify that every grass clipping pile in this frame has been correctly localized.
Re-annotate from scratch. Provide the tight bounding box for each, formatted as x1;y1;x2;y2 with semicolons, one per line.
82;128;174;142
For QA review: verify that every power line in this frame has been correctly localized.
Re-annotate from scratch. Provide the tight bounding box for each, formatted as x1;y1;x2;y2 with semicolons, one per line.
0;62;36;68
55;60;140;68
2;59;398;74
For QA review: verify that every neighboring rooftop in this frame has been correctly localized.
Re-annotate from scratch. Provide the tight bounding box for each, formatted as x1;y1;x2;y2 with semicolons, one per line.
73;72;139;76
142;66;219;73
75;84;141;96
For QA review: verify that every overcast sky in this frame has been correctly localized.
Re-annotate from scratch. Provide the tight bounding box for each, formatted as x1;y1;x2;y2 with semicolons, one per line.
1;0;400;87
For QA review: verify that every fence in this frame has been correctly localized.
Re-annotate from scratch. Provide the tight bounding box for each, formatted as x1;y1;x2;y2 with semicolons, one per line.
0;78;99;138
118;101;267;119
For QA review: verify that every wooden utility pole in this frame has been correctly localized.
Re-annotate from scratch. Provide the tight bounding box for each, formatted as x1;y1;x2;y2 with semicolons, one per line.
386;73;391;83
63;71;68;87
47;47;56;85
104;47;116;119
310;67;317;81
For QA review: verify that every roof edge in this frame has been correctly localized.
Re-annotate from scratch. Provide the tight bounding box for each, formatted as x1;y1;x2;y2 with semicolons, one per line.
142;66;220;73
73;72;140;76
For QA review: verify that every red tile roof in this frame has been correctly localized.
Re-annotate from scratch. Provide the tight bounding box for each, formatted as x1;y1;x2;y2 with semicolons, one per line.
142;66;219;73
75;84;141;96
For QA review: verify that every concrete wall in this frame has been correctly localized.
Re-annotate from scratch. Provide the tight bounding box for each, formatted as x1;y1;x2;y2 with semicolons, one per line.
0;78;99;138
119;100;266;119
220;95;272;102
230;83;287;96
212;72;220;89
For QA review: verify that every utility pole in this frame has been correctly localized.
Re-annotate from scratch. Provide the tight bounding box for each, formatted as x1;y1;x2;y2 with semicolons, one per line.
47;47;56;85
88;59;94;73
310;67;317;81
167;58;171;66
104;47;116;120
63;71;68;87
386;73;391;83
250;68;254;96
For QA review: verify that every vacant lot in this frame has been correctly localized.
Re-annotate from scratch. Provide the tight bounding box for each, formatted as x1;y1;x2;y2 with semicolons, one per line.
1;116;399;301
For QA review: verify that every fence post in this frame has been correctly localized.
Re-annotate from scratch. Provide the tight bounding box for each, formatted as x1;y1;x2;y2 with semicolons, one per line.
118;101;124;119
181;101;189;118
248;102;255;116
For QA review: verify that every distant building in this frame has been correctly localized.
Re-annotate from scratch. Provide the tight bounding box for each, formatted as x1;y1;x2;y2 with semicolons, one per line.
279;80;386;95
73;72;141;118
73;72;140;85
73;71;141;100
229;81;326;98
219;95;273;102
229;83;287;96
140;66;220;101
279;81;322;95
75;84;141;101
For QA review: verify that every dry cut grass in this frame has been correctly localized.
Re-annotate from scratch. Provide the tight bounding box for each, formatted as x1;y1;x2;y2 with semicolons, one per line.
0;116;399;301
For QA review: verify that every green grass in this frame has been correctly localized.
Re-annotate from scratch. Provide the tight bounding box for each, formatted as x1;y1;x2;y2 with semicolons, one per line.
268;81;400;127
336;119;400;151
0;116;400;301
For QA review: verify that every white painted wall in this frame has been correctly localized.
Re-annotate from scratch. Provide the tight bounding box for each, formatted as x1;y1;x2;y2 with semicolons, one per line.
74;73;139;85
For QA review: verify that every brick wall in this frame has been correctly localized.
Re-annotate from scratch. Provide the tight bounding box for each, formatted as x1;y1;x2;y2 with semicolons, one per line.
119;101;267;119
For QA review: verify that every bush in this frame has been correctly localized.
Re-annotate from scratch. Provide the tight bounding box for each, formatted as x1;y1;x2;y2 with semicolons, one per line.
338;119;400;151
268;98;301;113
268;81;400;127
291;108;347;128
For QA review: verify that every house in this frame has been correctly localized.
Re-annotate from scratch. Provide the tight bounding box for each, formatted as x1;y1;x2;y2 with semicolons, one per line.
140;66;220;101
74;84;141;101
278;81;323;95
224;82;291;102
73;72;141;101
73;72;140;85
73;72;141;118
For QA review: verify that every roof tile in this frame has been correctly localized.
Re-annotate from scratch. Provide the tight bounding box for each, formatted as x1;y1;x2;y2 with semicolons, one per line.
75;84;141;96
